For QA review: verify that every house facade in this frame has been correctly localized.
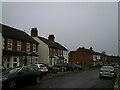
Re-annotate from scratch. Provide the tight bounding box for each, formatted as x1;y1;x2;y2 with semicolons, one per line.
31;28;69;66
69;47;102;66
2;24;38;68
100;51;108;65
89;50;101;66
69;47;90;65
107;56;119;65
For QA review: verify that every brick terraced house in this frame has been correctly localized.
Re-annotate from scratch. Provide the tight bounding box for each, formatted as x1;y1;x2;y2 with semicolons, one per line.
2;24;38;68
31;28;69;66
69;47;102;66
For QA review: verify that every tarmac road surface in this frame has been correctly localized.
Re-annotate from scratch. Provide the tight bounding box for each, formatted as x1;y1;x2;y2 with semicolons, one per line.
16;69;115;90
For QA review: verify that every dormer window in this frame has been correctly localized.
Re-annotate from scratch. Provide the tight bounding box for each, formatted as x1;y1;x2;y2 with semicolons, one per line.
33;44;36;52
17;41;21;51
8;39;12;50
26;43;30;52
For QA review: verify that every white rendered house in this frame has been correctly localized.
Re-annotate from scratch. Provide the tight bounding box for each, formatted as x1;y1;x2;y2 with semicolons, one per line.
31;28;69;66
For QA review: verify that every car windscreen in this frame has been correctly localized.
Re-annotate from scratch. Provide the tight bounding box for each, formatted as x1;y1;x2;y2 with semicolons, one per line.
101;66;114;70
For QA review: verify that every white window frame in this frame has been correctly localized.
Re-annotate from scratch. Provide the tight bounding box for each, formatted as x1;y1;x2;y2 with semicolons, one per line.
58;49;60;56
54;49;56;55
8;39;12;50
49;48;52;55
26;43;30;52
33;44;36;52
35;59;38;64
6;58;10;68
13;57;17;67
17;41;21;51
60;50;62;56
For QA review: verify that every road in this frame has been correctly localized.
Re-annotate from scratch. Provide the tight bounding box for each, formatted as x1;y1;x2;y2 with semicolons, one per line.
16;69;115;90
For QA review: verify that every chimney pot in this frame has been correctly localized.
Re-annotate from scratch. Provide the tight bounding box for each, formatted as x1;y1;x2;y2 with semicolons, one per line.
48;34;55;42
90;47;93;51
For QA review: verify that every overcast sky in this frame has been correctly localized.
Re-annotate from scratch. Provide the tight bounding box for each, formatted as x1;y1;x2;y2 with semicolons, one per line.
2;2;118;56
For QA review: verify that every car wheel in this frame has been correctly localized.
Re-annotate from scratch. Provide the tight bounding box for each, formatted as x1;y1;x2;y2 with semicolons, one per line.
36;77;41;84
9;80;17;89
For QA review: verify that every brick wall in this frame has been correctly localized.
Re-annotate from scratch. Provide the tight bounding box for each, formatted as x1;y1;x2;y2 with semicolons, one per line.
5;38;37;53
69;48;90;65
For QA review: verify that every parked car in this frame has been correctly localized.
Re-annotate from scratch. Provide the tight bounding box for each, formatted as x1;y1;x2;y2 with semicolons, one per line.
44;64;59;73
34;64;48;74
54;63;68;72
73;64;82;70
99;66;116;78
2;65;43;90
66;63;76;71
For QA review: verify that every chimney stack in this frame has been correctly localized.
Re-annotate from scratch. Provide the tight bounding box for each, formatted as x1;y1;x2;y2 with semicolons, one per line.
48;35;55;42
90;47;93;51
31;28;38;37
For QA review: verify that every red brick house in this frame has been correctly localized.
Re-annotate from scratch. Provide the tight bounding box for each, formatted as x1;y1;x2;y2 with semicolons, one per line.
107;56;119;65
2;24;38;68
69;47;91;65
69;47;101;66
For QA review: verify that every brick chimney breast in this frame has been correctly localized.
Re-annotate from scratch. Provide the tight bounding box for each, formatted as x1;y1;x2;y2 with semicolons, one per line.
48;35;55;42
31;28;38;37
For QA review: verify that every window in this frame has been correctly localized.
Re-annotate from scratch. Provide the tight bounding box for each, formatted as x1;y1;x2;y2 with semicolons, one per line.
60;50;62;56
28;67;34;72
7;58;10;68
8;39;12;50
33;44;36;52
54;49;56;55
17;41;21;50
20;67;28;74
26;43;30;51
61;50;63;56
30;58;33;64
49;48;52;55
13;58;17;67
35;59;38;64
66;51;67;55
58;49;60;56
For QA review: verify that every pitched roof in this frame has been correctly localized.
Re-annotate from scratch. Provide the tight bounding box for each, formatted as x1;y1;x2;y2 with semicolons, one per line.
2;24;38;44
38;36;68;51
76;47;101;55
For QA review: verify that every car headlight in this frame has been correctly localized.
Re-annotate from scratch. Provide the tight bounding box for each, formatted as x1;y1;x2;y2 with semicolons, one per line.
2;77;7;81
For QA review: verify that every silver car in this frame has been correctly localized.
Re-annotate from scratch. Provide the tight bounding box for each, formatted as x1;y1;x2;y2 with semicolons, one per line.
99;66;116;78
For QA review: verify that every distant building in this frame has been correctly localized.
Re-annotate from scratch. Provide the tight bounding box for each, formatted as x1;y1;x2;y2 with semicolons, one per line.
69;47;101;66
2;24;38;68
31;28;69;65
100;51;108;65
107;56;119;65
